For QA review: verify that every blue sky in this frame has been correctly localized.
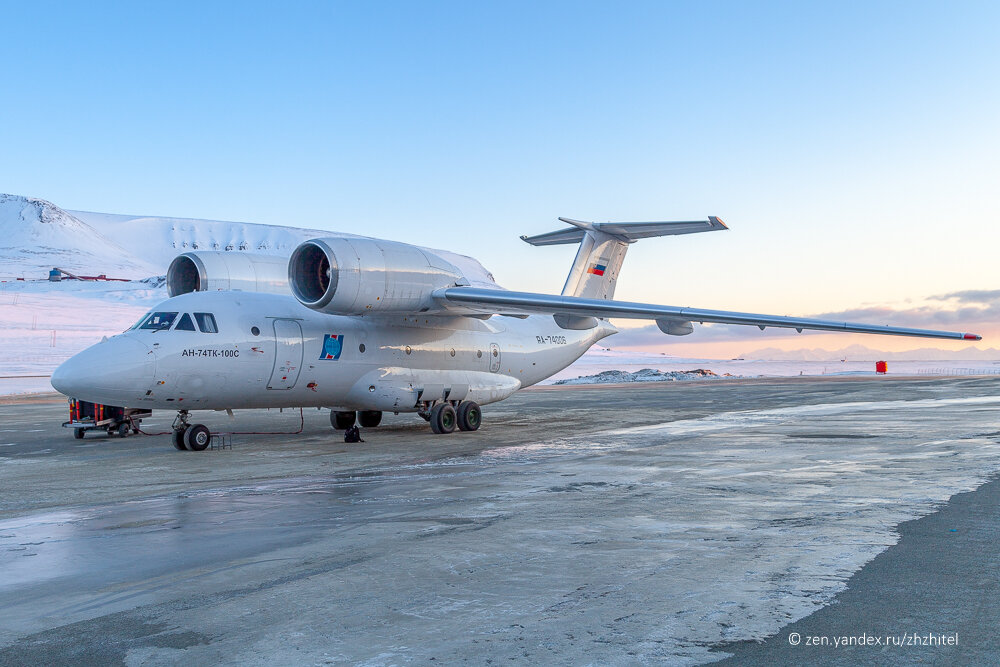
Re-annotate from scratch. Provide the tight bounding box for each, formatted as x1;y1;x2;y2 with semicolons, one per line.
2;1;997;353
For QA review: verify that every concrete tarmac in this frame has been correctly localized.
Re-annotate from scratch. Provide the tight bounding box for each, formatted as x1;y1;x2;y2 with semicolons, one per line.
1;377;999;665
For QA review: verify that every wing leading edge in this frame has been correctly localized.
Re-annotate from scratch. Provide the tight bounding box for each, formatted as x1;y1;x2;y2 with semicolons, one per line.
436;287;982;341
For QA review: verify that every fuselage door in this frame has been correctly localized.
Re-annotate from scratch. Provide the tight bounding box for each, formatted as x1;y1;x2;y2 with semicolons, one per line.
268;319;303;390
489;342;501;373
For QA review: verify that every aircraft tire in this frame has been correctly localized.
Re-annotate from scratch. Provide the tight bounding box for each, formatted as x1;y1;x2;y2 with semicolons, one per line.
332;411;356;430
74;428;85;439
429;403;456;434
185;424;211;451
358;410;382;428
172;430;188;450
456;401;481;431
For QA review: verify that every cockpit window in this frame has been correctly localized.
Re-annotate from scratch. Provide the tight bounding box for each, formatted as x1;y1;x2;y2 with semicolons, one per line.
139;312;178;331
195;312;218;333
175;313;196;331
128;312;152;331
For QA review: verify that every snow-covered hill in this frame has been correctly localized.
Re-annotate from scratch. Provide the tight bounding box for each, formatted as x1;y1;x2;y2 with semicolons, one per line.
0;194;161;279
0;194;343;280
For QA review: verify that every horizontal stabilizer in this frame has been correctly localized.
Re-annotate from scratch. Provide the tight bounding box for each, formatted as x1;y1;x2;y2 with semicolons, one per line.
521;216;727;246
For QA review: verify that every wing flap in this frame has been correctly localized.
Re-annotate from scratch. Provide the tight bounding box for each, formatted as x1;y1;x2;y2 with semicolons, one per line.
437;287;982;341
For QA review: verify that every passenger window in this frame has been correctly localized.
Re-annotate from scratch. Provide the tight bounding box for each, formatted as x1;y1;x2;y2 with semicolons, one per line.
140;312;178;331
175;313;196;331
195;312;218;333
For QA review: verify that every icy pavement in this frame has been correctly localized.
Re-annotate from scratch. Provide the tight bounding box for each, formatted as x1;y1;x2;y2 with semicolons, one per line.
2;382;1000;664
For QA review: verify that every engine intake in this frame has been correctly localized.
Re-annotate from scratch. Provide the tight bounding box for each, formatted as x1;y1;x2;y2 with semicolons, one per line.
289;237;466;315
166;252;290;297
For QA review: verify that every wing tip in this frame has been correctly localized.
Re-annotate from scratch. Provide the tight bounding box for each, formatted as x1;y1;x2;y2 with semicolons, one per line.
964;333;982;341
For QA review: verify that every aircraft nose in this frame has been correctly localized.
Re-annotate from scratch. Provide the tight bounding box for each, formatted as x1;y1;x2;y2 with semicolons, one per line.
51;336;155;404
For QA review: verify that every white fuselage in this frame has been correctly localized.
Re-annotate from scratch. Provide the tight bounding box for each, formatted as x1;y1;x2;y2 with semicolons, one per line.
52;291;616;412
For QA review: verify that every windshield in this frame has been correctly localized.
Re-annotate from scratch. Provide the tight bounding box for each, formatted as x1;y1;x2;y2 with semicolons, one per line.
127;311;152;331
175;313;196;331
139;312;178;331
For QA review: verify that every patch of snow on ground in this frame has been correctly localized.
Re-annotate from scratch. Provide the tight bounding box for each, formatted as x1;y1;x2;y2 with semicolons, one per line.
554;367;731;384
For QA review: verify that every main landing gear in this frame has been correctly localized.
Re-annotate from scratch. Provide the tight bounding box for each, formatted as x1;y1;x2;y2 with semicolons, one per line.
329;402;482;436
330;410;383;430
172;410;212;451
425;401;481;434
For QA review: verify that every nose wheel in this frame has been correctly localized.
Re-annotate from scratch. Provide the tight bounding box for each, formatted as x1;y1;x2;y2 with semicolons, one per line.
184;424;212;451
171;410;212;451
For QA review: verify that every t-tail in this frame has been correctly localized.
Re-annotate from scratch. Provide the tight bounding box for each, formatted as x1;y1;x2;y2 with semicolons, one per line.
520;216;728;299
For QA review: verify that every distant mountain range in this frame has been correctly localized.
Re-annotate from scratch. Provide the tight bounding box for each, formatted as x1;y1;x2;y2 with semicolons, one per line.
738;343;1000;361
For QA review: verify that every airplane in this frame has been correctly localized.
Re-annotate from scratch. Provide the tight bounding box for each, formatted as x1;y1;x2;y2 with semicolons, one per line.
50;216;982;451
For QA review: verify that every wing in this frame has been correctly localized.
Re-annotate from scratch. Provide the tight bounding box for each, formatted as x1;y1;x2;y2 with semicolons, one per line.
436;287;982;341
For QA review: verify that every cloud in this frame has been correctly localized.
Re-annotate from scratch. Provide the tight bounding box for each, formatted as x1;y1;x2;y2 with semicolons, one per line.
929;289;1000;305
811;302;1000;328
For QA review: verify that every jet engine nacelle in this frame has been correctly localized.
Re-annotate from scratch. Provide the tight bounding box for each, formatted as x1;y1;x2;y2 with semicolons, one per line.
288;237;467;315
166;252;289;297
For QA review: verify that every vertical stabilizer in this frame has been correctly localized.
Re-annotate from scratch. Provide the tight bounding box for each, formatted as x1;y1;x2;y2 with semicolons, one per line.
520;216;727;300
560;225;630;299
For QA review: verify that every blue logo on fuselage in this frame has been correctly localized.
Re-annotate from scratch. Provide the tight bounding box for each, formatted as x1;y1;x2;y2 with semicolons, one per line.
319;334;344;360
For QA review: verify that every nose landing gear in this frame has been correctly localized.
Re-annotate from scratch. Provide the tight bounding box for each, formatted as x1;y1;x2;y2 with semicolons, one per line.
171;410;212;451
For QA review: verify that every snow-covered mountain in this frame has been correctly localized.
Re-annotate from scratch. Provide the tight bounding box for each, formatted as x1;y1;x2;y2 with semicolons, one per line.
0;193;341;280
0;194;161;279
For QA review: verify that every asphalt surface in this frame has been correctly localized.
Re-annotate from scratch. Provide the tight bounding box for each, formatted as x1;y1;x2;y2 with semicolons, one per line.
711;474;1000;665
0;376;999;665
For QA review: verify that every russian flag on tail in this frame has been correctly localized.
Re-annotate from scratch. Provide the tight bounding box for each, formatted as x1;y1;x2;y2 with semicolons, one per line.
587;263;607;276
